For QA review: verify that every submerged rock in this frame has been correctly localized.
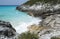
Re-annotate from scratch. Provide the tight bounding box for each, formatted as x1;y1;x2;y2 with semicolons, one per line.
0;20;18;39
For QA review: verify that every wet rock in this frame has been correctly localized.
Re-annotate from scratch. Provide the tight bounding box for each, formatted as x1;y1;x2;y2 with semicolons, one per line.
0;20;18;39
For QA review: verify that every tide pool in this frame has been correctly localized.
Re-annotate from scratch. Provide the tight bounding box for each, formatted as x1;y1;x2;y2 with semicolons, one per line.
0;5;41;34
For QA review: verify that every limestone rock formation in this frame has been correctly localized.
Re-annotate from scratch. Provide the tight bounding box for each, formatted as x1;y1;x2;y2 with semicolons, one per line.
0;20;18;39
16;0;60;39
16;3;60;19
27;14;60;39
27;24;51;34
16;0;60;19
42;14;60;30
39;14;60;39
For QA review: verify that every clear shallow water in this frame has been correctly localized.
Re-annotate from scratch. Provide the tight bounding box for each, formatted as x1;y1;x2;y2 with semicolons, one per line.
0;5;41;34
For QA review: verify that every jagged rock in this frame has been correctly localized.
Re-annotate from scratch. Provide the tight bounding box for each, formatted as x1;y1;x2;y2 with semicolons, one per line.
27;14;60;39
27;24;53;34
16;0;60;39
0;20;18;39
16;2;60;19
38;14;60;39
27;24;41;33
42;14;60;30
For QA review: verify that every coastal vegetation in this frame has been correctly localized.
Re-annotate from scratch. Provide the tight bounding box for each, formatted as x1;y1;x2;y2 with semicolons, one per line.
24;0;60;5
51;37;60;39
18;32;39;39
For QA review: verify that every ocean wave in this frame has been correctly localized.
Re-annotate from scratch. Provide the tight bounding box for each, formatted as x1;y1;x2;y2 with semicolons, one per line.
13;17;41;34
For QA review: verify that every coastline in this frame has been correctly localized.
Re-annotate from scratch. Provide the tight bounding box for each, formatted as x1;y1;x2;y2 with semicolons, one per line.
16;0;60;39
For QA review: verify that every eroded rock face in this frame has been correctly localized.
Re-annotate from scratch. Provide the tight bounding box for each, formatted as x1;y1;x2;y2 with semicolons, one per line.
16;1;60;39
42;14;60;29
27;14;60;39
38;14;60;39
0;20;17;39
16;3;60;19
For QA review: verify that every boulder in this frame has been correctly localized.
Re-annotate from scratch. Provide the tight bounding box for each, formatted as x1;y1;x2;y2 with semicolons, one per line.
0;20;18;39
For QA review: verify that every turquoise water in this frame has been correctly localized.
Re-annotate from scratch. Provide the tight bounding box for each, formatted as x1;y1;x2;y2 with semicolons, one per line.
0;5;41;33
0;6;32;22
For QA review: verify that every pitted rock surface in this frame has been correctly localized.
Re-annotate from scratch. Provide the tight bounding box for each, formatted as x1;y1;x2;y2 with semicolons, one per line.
0;20;17;39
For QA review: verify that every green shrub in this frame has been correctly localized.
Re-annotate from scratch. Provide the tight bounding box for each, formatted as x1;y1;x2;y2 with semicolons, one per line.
24;0;60;5
51;37;60;39
18;32;39;39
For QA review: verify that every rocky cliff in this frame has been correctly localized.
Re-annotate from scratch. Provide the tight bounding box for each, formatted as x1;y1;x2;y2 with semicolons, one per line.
39;14;60;39
16;0;60;39
16;0;60;19
0;20;18;39
27;14;60;39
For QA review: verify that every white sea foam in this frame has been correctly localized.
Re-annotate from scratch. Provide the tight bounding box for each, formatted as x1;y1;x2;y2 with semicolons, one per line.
11;17;41;34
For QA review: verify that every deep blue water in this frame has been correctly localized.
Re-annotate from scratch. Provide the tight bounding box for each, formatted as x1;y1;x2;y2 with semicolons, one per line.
0;5;40;33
